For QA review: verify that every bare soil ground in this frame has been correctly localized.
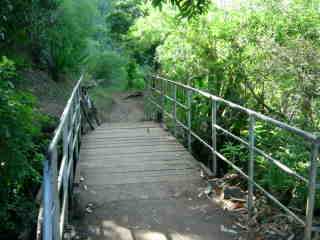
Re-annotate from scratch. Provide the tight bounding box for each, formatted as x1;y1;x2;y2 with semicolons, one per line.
106;92;145;123
20;69;76;117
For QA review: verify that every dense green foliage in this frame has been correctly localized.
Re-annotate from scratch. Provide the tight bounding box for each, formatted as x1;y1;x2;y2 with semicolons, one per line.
130;1;320;131
128;1;320;209
44;0;98;79
0;0;98;236
0;56;54;236
0;0;89;237
102;0;147;89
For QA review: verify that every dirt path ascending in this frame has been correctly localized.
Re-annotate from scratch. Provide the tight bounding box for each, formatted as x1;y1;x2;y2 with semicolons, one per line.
107;92;145;123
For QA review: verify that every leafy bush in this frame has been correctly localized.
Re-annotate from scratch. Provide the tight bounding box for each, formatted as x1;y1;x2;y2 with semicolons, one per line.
0;56;53;236
87;50;129;88
42;0;98;80
85;0;147;89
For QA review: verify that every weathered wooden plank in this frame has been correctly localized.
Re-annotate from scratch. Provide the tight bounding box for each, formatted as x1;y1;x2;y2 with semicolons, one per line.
85;126;167;133
79;155;197;166
83;175;201;186
80;146;186;156
81;141;182;150
80;155;196;163
80;152;195;160
83;135;168;141
82;132;171;141
82;135;176;142
89;125;162;130
82;168;198;178
82;136;177;144
82;142;184;149
88;127;162;134
81;165;197;174
80;165;198;172
84;135;174;140
82;139;181;149
82;170;200;185
80;165;198;173
80;150;187;160
83;131;170;139
94;125;160;132
98;121;159;128
80;150;192;158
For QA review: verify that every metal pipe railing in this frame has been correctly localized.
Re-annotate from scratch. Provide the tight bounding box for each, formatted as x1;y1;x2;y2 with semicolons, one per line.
38;75;84;240
146;74;319;240
154;76;318;142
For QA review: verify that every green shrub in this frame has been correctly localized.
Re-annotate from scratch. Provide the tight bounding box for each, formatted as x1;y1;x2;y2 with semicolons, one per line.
87;50;129;88
0;56;53;235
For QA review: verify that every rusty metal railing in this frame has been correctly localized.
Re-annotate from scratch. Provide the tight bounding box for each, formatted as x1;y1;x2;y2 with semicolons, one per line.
146;75;319;240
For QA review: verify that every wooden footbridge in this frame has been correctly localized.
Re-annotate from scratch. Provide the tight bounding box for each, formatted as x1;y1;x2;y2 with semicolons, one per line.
37;75;319;240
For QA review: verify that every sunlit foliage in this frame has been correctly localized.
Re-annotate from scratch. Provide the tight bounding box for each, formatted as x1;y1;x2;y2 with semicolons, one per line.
129;0;320;208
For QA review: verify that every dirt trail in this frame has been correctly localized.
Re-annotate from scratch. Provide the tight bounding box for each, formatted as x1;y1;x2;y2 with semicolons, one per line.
106;92;145;123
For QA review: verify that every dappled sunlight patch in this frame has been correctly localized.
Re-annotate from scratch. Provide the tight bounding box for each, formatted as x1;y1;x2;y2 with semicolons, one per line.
101;220;134;239
169;231;204;240
135;230;168;240
96;221;207;240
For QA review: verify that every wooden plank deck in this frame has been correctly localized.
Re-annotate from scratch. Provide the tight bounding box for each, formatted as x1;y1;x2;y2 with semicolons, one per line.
80;122;200;185
73;121;235;240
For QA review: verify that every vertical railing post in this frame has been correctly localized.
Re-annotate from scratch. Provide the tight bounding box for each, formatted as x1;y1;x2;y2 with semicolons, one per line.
304;141;319;240
150;77;154;121
62;114;69;170
160;78;165;126
51;147;60;240
211;98;217;176
144;76;151;121
248;114;255;238
69;98;75;165
151;77;155;121
76;86;81;155
63;120;69;151
173;84;177;137
73;88;80;170
187;89;192;152
43;158;53;240
62;113;69;234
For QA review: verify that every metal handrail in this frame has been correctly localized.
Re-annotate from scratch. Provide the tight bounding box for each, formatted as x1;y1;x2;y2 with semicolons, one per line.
37;75;84;240
146;74;319;240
